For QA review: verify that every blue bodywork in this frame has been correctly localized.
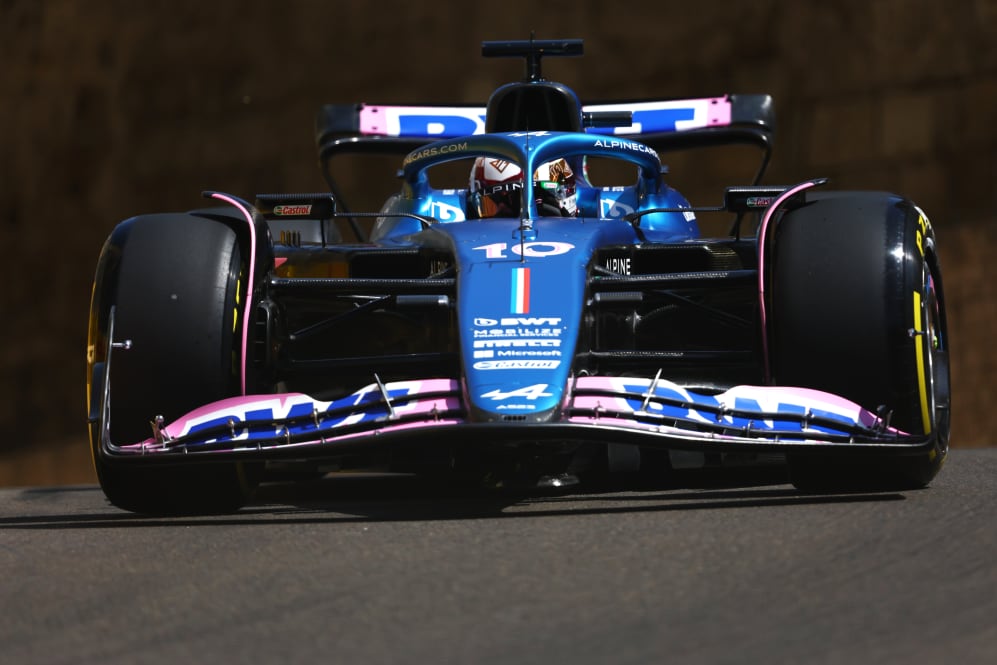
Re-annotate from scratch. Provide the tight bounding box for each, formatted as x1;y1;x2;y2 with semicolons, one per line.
370;131;696;422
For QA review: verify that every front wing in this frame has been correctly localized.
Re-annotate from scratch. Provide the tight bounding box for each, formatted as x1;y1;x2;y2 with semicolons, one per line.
93;374;938;464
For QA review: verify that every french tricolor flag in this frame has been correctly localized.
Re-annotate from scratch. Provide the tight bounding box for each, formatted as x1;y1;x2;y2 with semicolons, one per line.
510;267;530;314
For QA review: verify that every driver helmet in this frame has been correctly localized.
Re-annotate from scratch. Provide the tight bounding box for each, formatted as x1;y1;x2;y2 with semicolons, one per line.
469;157;577;218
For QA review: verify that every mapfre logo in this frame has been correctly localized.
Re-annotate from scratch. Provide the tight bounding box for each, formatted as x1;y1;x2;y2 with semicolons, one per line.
273;205;312;216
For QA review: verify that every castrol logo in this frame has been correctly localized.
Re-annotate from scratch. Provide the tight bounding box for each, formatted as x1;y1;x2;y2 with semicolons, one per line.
273;205;312;216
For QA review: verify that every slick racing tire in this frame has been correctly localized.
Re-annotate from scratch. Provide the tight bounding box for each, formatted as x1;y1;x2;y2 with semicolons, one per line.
768;192;950;492
87;213;260;514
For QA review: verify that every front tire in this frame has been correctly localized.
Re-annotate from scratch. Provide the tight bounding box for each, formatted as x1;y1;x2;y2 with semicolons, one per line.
768;192;950;491
88;213;260;514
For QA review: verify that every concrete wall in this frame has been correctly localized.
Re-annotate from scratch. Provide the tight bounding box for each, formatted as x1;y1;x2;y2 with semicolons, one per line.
2;0;994;457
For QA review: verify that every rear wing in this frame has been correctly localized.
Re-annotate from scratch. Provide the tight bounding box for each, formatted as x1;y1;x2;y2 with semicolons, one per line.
318;95;773;140
316;94;775;191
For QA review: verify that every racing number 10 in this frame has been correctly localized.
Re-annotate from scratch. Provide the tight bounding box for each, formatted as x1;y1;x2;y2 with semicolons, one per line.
473;242;574;259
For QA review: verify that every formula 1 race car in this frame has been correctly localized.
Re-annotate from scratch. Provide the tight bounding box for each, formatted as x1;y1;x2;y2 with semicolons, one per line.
86;39;950;514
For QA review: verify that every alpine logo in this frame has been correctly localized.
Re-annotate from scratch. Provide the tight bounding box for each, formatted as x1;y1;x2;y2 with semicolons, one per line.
480;384;552;401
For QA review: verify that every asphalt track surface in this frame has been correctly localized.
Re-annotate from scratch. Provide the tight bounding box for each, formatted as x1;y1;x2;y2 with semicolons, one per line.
2;449;995;665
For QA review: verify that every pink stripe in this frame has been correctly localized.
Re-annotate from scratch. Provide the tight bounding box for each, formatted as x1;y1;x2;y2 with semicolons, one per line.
130;379;462;445
705;96;732;126
563;416;852;442
358;105;387;135
570;376;891;429
756;181;822;383
208;193;256;395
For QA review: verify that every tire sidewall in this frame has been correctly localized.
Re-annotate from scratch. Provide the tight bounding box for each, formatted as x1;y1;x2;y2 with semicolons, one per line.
769;192;945;438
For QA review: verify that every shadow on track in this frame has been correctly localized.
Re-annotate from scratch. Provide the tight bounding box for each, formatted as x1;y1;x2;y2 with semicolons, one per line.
0;466;907;530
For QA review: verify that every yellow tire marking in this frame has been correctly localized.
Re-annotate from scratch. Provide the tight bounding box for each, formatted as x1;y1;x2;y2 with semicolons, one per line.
913;290;931;434
233;275;242;333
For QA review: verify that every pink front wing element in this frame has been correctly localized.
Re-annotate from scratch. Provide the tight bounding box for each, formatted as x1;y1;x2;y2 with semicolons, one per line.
120;379;463;452
111;372;900;456
567;376;899;438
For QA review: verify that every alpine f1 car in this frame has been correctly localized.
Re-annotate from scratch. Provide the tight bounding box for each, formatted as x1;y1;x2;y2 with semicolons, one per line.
86;39;950;514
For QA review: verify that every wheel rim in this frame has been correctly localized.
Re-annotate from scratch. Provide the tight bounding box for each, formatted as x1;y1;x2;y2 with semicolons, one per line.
922;265;950;445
